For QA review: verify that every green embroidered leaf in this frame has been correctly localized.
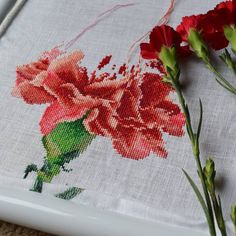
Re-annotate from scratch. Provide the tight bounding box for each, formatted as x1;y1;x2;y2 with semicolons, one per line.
42;118;95;158
55;187;84;200
23;164;38;179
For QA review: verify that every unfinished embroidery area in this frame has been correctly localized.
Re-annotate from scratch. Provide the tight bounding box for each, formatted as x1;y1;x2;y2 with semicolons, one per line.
0;0;235;232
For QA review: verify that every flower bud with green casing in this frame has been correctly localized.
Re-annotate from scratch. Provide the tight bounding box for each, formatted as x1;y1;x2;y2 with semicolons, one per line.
187;28;209;63
224;25;236;54
203;158;216;194
159;46;180;80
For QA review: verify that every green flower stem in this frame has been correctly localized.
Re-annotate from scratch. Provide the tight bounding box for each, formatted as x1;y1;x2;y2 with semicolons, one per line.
210;193;227;236
231;206;236;236
169;76;216;236
31;175;43;193
220;49;236;78
206;62;236;95
30;161;51;193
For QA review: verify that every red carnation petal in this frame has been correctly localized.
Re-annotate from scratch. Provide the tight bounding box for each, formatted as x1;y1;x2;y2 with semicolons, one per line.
140;43;157;59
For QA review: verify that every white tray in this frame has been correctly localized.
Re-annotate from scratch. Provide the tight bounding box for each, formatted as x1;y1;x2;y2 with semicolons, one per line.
0;187;207;236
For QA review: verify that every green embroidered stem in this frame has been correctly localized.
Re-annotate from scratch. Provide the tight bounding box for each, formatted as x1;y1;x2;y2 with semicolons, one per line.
30;151;82;193
31;176;43;193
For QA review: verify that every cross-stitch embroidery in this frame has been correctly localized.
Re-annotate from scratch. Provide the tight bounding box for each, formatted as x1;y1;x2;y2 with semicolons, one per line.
12;47;185;192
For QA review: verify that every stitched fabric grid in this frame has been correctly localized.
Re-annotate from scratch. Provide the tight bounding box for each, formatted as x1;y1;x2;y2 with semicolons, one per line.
0;0;235;232
12;48;185;192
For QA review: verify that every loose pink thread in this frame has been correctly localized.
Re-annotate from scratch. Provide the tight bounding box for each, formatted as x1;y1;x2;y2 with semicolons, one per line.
64;3;136;50
127;0;176;63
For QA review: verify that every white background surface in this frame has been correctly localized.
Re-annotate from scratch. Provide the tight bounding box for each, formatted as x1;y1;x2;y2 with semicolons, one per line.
0;0;235;234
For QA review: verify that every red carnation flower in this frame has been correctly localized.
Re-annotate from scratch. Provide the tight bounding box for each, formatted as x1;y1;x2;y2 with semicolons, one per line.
215;1;236;24
202;0;236;50
140;25;182;60
176;14;203;42
202;1;236;50
176;1;236;51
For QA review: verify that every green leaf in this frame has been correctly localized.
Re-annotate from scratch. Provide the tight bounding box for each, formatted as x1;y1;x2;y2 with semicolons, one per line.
197;99;203;141
23;164;38;179
182;169;211;224
42;117;95;158
55;187;84;200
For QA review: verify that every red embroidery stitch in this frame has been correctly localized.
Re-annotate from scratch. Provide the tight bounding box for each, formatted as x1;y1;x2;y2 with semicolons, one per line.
97;55;112;70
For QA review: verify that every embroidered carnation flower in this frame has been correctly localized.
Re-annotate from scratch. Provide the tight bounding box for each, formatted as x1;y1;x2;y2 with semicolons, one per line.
12;50;129;135
84;69;185;160
12;49;185;160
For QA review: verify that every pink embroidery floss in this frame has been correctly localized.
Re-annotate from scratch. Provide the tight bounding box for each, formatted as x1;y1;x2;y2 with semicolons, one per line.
127;0;176;63
64;3;136;51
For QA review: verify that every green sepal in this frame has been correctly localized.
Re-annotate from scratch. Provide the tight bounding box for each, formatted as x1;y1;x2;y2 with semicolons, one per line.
187;28;209;63
203;158;216;194
24;164;38;179
224;25;236;53
30;116;95;192
159;46;180;79
232;205;236;225
42;117;95;159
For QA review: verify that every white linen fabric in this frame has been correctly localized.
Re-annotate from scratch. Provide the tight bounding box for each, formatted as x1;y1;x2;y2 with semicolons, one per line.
0;0;235;234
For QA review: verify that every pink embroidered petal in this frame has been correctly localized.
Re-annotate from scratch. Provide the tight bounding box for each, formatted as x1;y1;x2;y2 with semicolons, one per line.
116;80;141;120
12;82;55;104
142;128;168;158
48;51;88;90
163;113;185;136
84;106;118;137
40;101;89;135
83;77;129;100
112;126;151;160
140;73;172;108
16;60;49;85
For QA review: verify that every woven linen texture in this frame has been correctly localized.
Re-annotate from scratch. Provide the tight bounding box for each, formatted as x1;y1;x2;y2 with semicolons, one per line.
0;0;235;233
